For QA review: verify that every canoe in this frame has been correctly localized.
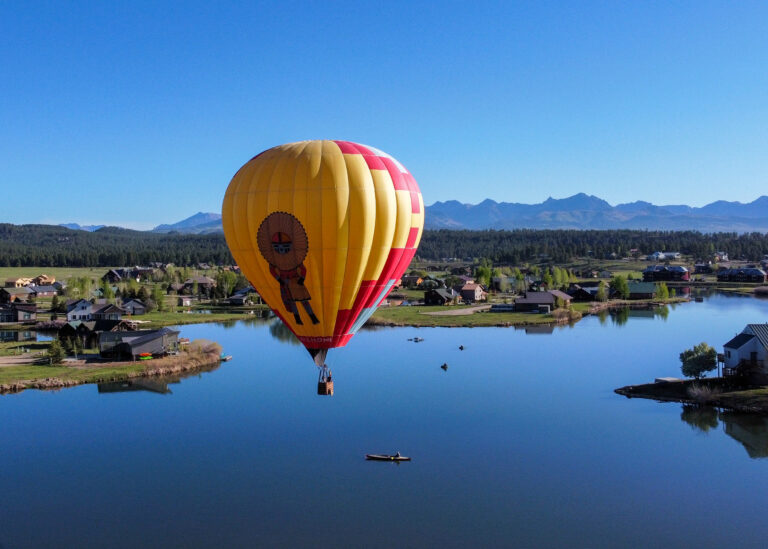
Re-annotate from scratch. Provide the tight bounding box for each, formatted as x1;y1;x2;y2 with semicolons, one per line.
365;454;411;462
220;355;232;362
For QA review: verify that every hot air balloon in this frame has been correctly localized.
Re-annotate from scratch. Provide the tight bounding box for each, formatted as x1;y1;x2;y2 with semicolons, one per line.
222;140;424;393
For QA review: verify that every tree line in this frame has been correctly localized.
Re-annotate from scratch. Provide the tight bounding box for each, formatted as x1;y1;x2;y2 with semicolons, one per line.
417;229;768;263
0;224;233;267
2;224;767;267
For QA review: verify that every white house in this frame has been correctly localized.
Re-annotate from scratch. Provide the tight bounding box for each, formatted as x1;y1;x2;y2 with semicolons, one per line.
66;299;93;321
723;324;768;375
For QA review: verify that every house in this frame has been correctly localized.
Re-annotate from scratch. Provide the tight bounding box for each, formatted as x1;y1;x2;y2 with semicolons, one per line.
0;287;34;303
132;267;156;282
167;282;185;294
32;274;55;285
102;269;125;283
92;303;124;321
549;290;573;307
458;275;476;284
694;263;714;274
723;324;768;380
646;251;681;261
178;296;195;307
714;251;729;262
225;295;250;306
121;299;147;316
66;299;123;321
0;303;37;323
59;319;132;348
53;281;67;291
99;327;180;360
459;283;486;303
627;282;657;300
717;268;767;283
514;291;557;313
401;275;423;288
642;265;690;282
28;285;58;298
4;277;32;288
183;276;216;294
598;270;613;279
424;288;456;306
66;299;93;321
567;284;600;302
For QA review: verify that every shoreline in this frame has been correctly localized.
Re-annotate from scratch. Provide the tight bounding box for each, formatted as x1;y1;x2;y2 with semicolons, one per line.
0;346;223;395
367;297;687;328
615;378;768;415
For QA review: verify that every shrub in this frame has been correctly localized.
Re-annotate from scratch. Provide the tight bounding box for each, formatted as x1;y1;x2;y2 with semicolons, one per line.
687;383;721;404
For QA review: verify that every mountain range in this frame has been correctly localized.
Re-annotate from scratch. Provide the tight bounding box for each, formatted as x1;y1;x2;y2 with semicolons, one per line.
59;194;768;234
426;193;768;232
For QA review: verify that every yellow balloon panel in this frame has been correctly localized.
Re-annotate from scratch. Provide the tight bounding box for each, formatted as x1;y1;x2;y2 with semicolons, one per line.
222;140;423;349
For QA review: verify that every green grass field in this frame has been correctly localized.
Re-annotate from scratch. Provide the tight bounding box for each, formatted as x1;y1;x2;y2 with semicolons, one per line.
0;266;113;282
370;305;563;327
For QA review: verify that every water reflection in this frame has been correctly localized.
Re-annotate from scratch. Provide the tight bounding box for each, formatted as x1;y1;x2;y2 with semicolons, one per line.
268;318;301;345
0;330;37;342
610;305;669;325
680;404;719;433
680;404;768;458
97;362;222;395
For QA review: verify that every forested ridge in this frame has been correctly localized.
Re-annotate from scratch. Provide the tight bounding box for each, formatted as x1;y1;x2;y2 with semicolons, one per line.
0;224;233;267
1;224;767;266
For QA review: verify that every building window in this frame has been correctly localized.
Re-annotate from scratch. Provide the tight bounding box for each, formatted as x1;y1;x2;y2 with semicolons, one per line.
726;351;731;358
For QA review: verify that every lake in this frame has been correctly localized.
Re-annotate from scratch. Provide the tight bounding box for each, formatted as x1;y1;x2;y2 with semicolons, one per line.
2;293;768;548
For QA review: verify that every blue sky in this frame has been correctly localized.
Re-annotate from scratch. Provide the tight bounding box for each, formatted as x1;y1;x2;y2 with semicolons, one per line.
2;1;767;229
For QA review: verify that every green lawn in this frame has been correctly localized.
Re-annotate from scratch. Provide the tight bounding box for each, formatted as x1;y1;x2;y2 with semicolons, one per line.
0;339;50;357
370;305;564;327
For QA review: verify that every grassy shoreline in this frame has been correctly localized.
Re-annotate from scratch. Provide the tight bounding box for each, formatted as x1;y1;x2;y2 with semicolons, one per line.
0;342;223;395
615;378;768;414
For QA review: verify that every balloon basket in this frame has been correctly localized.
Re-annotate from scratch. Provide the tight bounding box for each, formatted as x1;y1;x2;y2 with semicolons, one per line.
317;364;333;396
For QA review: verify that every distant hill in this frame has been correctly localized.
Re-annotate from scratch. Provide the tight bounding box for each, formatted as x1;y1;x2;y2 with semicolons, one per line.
425;193;768;233
58;193;768;235
152;212;223;234
59;223;106;232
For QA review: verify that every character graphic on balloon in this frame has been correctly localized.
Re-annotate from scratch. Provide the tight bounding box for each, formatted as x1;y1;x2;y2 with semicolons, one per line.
257;211;319;326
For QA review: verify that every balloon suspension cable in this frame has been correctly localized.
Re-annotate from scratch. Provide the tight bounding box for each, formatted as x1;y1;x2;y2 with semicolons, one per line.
308;348;332;382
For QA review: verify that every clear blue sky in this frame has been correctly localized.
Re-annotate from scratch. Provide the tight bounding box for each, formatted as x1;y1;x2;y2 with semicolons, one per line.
2;1;767;229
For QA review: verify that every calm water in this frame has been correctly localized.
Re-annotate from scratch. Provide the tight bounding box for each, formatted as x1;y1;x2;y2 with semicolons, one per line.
2;294;768;548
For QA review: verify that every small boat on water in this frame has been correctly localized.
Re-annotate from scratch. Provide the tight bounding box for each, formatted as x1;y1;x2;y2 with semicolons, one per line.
365;453;411;462
220;354;233;362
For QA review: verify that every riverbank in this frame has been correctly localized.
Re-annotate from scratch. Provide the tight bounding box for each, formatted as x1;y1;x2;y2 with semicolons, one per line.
368;297;687;328
615;377;768;414
0;340;223;394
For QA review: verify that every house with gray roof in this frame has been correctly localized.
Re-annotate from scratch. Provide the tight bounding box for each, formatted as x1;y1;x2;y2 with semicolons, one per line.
514;290;571;313
28;285;58;297
0;286;34;303
99;327;179;360
723;324;768;378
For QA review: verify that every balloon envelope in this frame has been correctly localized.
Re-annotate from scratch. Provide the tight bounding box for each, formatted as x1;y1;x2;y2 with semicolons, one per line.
222;140;424;352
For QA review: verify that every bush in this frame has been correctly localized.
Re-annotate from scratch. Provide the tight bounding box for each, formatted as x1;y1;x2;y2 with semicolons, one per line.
687;383;721;404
